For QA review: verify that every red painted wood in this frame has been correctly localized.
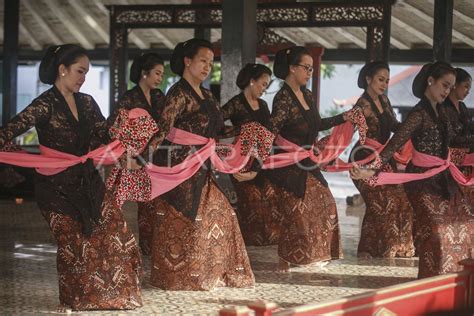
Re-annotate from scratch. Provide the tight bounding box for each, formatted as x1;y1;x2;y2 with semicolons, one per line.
272;273;471;316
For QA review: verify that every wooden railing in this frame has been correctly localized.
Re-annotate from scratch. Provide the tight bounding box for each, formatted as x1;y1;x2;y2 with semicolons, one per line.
220;259;474;316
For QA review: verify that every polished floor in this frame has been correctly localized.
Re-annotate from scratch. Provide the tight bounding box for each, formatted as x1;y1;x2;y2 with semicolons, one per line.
0;173;419;315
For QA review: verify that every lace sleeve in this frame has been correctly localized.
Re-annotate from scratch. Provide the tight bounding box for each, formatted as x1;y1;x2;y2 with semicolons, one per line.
148;89;186;151
320;113;345;131
377;110;423;167
221;97;237;121
87;96;110;144
383;95;401;132
0;98;51;148
450;133;474;148
269;91;290;135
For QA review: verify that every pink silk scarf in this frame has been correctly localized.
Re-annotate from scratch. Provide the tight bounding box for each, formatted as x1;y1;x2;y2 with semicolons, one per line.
325;138;413;172
0;140;124;175
374;148;474;186
261;120;355;169
146;127;252;199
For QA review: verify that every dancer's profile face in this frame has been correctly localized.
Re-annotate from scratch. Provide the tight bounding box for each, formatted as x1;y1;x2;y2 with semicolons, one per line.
185;47;214;83
426;73;456;104
141;64;164;89
58;55;90;93
290;54;313;86
366;68;389;96
249;73;271;98
451;78;471;101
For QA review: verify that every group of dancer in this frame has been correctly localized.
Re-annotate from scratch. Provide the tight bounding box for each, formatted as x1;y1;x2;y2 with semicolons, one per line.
0;37;472;311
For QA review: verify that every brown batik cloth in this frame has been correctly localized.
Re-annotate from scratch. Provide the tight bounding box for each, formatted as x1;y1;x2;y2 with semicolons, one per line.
137;201;156;255
277;176;343;265
406;189;473;279
234;177;282;246
354;179;415;258
40;193;142;310
151;177;255;290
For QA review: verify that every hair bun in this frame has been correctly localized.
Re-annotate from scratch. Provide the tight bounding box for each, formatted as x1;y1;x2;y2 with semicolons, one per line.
170;38;213;76
170;42;186;76
39;44;87;85
357;61;390;89
130;53;164;84
273;49;290;79
235;63;272;90
412;63;433;99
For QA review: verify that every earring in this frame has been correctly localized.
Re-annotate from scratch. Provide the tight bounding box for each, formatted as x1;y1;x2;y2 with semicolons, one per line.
186;64;190;67
143;75;147;79
428;81;432;86
61;73;65;77
250;82;254;86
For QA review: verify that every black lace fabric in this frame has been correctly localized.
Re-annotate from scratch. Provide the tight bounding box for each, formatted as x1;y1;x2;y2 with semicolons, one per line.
0;86;109;235
264;83;345;197
443;98;474;150
219;92;273;183
376;96;474;198
152;78;236;220
107;85;165;128
220;93;272;138
350;93;400;167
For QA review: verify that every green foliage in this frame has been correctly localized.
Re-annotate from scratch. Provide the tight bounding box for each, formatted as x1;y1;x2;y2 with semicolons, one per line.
211;62;221;84
321;64;336;79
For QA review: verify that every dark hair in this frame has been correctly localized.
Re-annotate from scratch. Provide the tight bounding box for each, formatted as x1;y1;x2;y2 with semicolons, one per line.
236;63;272;90
39;44;88;84
170;38;213;76
273;46;311;79
357;61;390;89
129;53;164;84
454;67;472;85
412;61;456;98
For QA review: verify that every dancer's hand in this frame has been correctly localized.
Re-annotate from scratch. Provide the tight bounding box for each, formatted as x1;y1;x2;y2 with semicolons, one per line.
350;165;375;180
233;171;257;182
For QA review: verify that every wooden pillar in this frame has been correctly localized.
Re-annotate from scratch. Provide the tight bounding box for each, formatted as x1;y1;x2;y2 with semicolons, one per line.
194;28;211;41
108;6;128;112
381;0;392;62
366;0;392;63
310;47;324;109
2;0;19;125
366;26;376;62
221;0;257;104
433;0;453;62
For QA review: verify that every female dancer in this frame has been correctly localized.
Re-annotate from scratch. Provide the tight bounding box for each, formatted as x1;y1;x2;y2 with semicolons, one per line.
267;46;350;270
443;68;473;202
149;39;254;290
0;45;142;310
350;61;415;258
220;63;282;246
352;62;474;278
109;52;165;255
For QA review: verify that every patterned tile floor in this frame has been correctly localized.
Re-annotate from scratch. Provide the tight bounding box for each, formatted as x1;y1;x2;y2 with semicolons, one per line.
0;173;419;315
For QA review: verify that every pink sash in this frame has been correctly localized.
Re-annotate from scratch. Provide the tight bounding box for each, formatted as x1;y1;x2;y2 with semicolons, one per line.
325;138;413;172
146;127;251;199
464;153;474;166
375;149;474;186
262;120;354;169
0;141;124;175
